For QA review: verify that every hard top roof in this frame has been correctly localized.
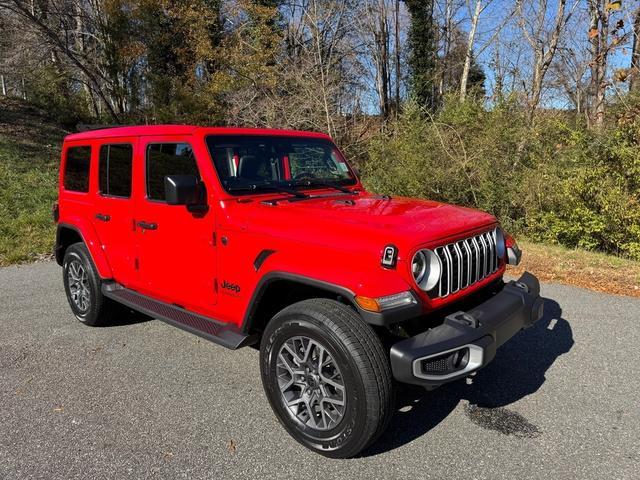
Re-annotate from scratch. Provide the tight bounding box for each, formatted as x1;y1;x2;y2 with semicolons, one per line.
64;125;332;142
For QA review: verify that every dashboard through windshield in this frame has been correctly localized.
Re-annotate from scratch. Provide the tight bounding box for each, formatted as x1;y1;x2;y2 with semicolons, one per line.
206;135;357;195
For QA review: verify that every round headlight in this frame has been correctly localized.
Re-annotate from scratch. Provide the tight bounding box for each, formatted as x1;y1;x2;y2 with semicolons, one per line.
495;228;506;259
412;251;427;284
411;249;441;291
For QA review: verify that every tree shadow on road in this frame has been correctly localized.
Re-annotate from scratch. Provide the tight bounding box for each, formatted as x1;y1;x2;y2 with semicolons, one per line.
362;297;573;456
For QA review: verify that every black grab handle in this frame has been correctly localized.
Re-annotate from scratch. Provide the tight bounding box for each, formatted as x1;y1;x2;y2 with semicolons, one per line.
136;221;158;230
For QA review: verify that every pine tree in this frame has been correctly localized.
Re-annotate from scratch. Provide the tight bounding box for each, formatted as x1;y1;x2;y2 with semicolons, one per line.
404;0;438;110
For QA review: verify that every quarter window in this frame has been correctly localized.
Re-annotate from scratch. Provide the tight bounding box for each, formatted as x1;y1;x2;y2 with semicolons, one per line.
63;146;91;192
99;144;133;198
146;143;200;201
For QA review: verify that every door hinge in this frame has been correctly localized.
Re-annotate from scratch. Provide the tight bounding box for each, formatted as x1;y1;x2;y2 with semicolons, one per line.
212;231;217;246
134;258;139;270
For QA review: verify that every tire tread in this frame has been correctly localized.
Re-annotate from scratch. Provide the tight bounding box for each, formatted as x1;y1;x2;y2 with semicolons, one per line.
268;298;394;456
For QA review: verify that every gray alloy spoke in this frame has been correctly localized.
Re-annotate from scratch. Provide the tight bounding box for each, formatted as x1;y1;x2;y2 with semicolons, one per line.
276;335;347;432
320;392;344;407
286;396;305;407
282;342;303;366
319;370;344;393
67;260;90;312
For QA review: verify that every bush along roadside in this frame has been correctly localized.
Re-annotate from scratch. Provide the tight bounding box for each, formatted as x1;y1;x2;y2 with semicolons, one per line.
362;96;640;261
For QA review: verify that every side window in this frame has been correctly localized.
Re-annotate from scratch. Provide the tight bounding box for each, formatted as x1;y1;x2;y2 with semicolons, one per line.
146;143;200;201
99;144;133;198
63;146;91;192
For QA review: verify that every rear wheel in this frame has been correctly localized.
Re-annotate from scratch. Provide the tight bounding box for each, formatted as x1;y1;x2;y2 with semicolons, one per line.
62;242;116;326
260;298;394;458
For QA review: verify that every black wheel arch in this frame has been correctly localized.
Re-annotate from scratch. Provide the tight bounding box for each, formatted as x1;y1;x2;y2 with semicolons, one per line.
55;224;85;266
242;272;358;336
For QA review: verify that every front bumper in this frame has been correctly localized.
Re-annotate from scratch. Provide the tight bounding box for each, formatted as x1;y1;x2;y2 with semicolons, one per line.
389;272;544;388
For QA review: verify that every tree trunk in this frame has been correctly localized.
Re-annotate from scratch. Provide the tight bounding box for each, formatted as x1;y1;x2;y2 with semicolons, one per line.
515;0;570;122
525;0;567;123
394;0;401;111
460;0;482;102
374;0;391;119
492;47;504;102
588;0;609;129
631;8;640;91
439;0;453;98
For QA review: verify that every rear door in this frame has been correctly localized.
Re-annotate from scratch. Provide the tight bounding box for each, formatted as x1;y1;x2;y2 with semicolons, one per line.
134;136;218;316
92;139;138;285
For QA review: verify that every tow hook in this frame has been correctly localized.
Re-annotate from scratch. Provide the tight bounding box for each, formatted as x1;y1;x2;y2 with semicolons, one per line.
449;312;480;329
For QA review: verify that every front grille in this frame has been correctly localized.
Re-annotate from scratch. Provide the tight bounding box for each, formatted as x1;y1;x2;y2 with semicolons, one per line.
432;228;499;298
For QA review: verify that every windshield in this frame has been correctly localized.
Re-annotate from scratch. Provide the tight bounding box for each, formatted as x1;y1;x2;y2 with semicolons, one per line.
206;135;357;194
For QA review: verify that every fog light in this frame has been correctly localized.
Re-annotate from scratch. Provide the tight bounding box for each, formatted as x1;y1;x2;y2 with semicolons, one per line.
420;348;470;375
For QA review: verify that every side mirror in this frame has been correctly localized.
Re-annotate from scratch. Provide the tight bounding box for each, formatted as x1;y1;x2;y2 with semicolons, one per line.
164;175;202;206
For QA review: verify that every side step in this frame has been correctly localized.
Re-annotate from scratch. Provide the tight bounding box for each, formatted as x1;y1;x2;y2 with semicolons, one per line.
102;282;257;349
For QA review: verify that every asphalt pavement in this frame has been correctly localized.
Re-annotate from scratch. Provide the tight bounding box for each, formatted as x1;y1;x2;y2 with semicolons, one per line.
1;261;639;479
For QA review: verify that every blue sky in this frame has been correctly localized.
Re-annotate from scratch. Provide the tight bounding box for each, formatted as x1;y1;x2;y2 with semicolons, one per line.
459;0;637;108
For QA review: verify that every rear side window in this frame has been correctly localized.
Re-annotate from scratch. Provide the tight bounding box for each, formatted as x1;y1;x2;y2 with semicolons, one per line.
63;146;91;192
146;143;200;201
99;144;133;198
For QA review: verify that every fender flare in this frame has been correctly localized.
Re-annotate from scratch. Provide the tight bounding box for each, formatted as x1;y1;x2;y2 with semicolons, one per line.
241;271;356;334
55;222;113;279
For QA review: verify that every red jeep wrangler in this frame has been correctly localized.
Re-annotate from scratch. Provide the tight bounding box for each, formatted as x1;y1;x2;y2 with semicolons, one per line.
53;125;543;458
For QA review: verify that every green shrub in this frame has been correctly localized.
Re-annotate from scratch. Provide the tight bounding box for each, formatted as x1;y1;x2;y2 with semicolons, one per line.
363;96;640;260
25;66;92;127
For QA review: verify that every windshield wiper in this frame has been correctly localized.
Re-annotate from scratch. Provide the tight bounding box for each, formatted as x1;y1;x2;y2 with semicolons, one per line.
292;179;355;194
226;182;308;199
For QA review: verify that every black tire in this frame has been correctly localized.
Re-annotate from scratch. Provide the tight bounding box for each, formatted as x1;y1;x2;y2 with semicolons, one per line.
62;242;115;326
260;298;395;458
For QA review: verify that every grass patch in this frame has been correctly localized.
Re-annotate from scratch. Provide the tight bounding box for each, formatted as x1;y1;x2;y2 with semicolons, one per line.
0;98;67;266
508;239;640;297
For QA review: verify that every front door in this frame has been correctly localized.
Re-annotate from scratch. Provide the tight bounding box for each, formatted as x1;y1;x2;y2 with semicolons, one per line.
134;137;218;316
92;139;138;286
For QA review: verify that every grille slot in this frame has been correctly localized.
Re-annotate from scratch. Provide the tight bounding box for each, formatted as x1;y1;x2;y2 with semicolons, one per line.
432;228;500;298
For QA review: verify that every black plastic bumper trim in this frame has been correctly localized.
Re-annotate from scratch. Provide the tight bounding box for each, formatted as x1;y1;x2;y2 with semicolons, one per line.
389;272;543;387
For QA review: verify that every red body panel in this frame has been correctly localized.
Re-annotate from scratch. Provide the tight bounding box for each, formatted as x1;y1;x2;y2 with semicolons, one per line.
57;125;505;327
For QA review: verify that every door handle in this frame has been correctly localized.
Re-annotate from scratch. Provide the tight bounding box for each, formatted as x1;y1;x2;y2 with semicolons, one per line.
95;213;111;222
136;221;158;230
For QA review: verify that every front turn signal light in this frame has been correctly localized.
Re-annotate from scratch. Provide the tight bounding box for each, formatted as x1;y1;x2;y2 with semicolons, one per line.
355;291;416;313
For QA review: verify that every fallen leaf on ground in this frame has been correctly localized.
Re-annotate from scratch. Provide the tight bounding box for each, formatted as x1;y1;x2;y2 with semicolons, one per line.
227;439;237;453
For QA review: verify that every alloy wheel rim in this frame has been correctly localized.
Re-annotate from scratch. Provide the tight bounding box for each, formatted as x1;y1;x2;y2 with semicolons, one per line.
67;260;90;312
276;336;346;431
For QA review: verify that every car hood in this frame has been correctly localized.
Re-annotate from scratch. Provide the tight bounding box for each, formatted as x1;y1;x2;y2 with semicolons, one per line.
227;192;497;254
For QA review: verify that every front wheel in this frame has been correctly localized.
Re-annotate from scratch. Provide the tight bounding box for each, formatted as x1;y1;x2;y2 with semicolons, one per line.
260;299;394;458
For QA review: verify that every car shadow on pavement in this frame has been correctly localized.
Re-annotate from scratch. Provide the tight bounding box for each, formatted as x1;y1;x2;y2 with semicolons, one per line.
102;306;153;327
362;297;573;456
